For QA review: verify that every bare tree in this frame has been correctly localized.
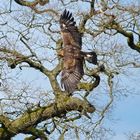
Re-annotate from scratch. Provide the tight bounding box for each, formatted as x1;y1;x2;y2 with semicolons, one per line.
128;132;140;140
0;0;139;139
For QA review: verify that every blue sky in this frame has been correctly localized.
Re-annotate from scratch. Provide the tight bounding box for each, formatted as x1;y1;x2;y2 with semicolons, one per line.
106;68;140;140
0;1;140;140
111;95;140;140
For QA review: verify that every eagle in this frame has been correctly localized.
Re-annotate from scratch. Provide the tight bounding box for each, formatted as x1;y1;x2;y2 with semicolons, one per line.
59;9;97;94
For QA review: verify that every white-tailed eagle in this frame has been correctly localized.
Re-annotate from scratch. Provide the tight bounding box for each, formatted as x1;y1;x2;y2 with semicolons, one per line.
59;9;97;93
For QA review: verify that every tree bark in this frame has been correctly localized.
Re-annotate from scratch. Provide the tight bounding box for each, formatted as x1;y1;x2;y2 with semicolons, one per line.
0;95;95;139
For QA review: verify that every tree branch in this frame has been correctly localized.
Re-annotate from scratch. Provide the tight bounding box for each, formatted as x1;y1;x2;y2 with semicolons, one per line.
25;127;48;140
0;47;50;74
105;20;140;53
14;0;49;7
14;0;58;15
0;95;95;139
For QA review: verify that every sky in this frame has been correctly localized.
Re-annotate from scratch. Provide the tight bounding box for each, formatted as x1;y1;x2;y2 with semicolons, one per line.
0;0;140;140
111;95;140;140
106;68;140;140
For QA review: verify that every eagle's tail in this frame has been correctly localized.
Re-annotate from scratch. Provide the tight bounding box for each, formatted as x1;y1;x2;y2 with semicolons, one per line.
82;51;98;65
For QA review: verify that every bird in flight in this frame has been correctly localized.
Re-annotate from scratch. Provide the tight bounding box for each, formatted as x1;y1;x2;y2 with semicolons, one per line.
59;9;97;94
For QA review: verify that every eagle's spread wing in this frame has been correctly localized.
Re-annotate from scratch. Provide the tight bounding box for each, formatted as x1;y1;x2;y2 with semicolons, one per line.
60;9;84;93
60;9;82;48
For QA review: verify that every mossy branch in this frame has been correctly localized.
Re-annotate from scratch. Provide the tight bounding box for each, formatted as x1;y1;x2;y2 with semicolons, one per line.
106;21;140;53
0;95;95;139
14;0;58;15
14;0;49;7
0;47;62;95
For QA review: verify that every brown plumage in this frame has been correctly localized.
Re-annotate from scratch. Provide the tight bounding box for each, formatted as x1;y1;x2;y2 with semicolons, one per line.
59;9;97;93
